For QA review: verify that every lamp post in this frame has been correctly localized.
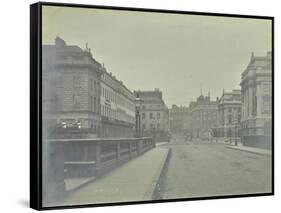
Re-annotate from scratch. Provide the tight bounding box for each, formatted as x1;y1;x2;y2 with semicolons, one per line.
135;96;143;138
233;116;239;146
151;118;158;143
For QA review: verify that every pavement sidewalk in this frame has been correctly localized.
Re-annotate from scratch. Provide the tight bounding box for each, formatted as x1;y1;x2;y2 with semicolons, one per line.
62;147;169;206
65;177;95;191
156;141;169;147
225;145;272;156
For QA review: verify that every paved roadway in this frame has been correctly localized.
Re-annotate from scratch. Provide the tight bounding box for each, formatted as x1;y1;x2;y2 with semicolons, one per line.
161;136;272;199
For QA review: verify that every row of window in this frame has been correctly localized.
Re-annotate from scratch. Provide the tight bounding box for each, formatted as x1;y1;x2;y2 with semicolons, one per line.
102;86;134;111
62;76;134;112
60;75;135;113
101;73;134;101
73;95;100;112
192;111;217;121
225;107;241;113
140;105;162;111
57;76;101;94
200;116;217;121
141;123;161;130
142;112;161;119
202;111;217;115
101;105;134;123
226;114;241;124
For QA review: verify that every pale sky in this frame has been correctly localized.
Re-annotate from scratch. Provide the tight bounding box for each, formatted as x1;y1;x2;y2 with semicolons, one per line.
42;6;272;108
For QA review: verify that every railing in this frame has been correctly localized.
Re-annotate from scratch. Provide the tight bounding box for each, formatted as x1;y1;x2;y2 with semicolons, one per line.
42;137;154;205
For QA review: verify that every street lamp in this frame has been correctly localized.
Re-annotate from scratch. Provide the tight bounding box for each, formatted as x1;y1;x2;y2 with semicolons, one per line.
233;116;239;146
135;96;143;138
234;123;238;146
152;118;157;142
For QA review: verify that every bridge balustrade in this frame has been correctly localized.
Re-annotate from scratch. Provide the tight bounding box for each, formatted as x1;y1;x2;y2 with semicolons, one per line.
42;137;155;205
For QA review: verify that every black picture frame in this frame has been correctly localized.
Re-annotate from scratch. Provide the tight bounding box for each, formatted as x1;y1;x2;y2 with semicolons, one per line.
30;1;274;210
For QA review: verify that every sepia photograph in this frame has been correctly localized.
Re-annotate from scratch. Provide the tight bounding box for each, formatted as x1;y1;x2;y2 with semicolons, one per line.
32;2;273;209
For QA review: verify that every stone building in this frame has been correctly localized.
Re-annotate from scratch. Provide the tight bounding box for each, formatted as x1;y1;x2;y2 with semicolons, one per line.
42;37;103;139
169;105;190;135
183;107;192;137
240;52;272;149
42;37;136;139
217;89;242;141
134;89;170;141
188;94;219;140
100;67;136;138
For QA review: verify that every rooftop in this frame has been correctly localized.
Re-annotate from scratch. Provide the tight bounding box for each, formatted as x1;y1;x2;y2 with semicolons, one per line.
43;36;102;67
242;51;272;77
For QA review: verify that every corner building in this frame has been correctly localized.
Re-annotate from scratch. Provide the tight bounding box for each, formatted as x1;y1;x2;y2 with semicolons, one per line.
42;37;102;138
240;52;272;149
42;37;136;139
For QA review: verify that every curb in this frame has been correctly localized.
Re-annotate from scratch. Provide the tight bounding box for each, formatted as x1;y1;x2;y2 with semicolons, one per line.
66;177;96;194
225;146;272;157
152;148;172;200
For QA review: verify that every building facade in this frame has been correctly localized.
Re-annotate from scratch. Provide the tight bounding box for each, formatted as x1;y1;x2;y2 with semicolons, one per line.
42;37;136;139
100;68;136;138
240;52;272;149
134;89;170;141
169;105;190;135
183;107;192;137
188;94;219;140
217;89;242;141
42;37;103;139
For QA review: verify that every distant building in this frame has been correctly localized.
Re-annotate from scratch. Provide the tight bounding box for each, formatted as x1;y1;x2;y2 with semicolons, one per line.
217;89;242;141
188;94;219;140
134;89;170;141
169;105;189;135
183;107;192;136
240;52;272;149
42;37;103;138
100;67;135;138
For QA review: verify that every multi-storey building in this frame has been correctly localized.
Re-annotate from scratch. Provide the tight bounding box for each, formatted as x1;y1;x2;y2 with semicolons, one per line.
42;37;103;138
100;68;136;138
42;37;136;139
217;89;242;141
240;52;272;149
134;89;170;141
169;105;190;135
188;94;219;140
183;107;192;137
